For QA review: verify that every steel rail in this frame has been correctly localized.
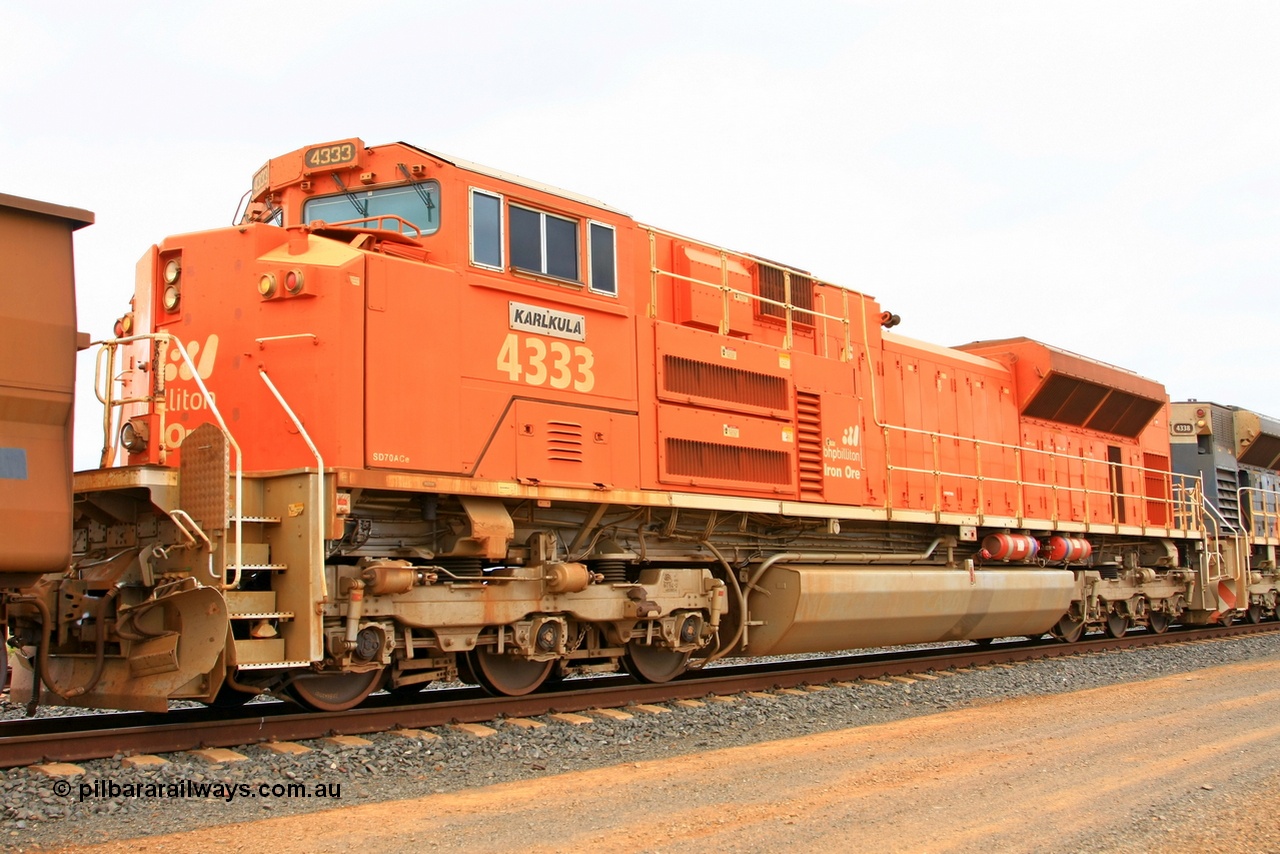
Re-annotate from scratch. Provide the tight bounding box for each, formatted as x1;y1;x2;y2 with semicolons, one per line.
2;621;1277;769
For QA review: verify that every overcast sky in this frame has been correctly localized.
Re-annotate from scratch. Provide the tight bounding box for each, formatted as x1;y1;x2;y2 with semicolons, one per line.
3;1;1277;468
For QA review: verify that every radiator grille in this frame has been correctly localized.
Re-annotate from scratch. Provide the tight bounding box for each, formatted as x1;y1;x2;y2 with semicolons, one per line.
663;355;788;410
757;264;814;325
1023;373;1162;438
1239;432;1280;469
665;438;791;485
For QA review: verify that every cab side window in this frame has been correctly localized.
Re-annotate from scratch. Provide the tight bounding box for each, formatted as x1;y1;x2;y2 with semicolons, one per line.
471;189;503;269
588;222;616;296
511;205;578;281
470;187;618;299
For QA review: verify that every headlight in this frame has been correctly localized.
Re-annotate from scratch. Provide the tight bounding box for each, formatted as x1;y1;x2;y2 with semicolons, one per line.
120;419;148;454
163;258;181;284
162;284;181;313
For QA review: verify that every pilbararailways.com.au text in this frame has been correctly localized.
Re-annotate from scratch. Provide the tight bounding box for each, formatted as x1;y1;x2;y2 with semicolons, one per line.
58;779;341;803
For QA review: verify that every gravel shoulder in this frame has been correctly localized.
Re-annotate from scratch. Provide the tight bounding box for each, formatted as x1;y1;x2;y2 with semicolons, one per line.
5;633;1280;853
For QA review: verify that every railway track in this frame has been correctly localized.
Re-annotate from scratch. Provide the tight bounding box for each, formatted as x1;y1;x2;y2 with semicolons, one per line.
3;621;1277;769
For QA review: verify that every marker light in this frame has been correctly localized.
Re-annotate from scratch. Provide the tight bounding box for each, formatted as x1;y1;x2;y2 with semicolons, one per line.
258;273;278;298
285;269;305;295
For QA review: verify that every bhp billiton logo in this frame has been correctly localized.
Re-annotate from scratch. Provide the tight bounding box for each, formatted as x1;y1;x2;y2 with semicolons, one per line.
163;335;219;383
159;335;219;450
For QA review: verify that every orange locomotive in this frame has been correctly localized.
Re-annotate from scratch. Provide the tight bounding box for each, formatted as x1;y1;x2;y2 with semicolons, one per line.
1;139;1263;712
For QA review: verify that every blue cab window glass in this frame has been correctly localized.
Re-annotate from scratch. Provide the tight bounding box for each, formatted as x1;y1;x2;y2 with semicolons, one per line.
589;223;616;295
471;191;502;268
303;183;440;237
510;206;541;273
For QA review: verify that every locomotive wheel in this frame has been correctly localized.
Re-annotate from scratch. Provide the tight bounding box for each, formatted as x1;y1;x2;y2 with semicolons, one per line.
287;669;383;711
1247;605;1264;625
455;650;478;685
1050;615;1085;643
1148;612;1171;634
623;641;691;683
468;648;552;696
541;661;569;688
1104;613;1129;638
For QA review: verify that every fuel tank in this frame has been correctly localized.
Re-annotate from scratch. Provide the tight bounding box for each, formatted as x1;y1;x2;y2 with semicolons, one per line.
743;565;1075;656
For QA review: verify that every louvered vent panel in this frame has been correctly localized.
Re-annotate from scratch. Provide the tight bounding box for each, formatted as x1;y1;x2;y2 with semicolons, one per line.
546;420;584;463
1215;465;1240;527
663;355;788;410
796;392;824;498
665;438;791;485
757;264;815;325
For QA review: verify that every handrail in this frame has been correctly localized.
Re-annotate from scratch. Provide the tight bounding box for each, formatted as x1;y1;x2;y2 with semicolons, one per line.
255;333;318;349
1200;495;1252;612
309;213;423;237
92;332;244;587
1238;486;1280;542
1202;494;1240;536
641;225;850;355
258;368;328;601
642;226;1206;535
168;509;211;550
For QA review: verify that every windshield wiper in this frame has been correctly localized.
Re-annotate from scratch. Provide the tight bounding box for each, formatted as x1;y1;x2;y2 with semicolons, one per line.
397;163;436;225
330;174;369;219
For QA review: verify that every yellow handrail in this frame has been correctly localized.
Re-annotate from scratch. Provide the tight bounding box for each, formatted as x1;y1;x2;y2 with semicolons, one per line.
91;332;244;587
642;225;1206;535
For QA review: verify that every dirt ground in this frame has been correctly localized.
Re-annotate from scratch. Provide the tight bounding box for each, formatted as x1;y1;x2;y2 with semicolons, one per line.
60;656;1280;854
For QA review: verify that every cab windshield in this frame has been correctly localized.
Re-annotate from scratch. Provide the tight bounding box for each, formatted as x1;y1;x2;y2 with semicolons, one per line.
303;182;440;237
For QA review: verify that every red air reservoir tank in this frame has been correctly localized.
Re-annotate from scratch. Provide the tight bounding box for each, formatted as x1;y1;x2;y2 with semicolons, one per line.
980;533;1040;562
1045;535;1092;563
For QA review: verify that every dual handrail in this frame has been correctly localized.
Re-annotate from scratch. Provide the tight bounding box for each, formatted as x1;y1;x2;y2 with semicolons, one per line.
94;334;333;599
93;332;244;586
881;434;1202;532
643;226;1206;534
1237;486;1280;543
644;225;857;360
